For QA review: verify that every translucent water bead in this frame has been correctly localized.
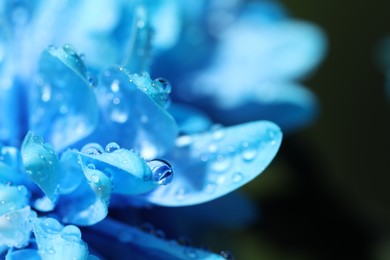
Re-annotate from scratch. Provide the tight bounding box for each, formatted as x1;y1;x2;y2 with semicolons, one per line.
147;159;174;185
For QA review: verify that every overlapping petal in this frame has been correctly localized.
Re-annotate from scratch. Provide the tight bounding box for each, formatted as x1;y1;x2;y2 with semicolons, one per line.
144;121;282;206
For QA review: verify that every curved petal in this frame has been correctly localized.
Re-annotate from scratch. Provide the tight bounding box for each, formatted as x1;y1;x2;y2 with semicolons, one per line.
68;144;158;195
31;217;89;260
90;66;178;159
21;132;61;202
57;150;112;226
88;218;224;260
144;121;282;206
28;45;98;151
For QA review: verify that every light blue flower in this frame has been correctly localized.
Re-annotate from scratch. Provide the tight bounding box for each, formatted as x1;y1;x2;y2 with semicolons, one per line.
152;0;327;132
0;0;286;259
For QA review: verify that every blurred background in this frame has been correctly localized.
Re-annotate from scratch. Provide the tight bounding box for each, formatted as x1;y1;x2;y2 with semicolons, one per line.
225;0;390;259
149;1;390;259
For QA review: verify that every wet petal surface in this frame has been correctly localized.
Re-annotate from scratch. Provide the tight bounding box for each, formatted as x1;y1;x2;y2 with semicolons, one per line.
21;132;61;202
144;121;282;206
92;67;178;159
28;45;98;150
31;217;89;260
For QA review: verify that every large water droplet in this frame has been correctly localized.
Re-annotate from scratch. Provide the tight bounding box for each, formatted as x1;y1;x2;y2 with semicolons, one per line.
105;142;120;153
41;218;62;234
147;159;174;185
155;78;171;94
81;143;104;155
61;225;82;242
240;142;258;162
204;182;217;194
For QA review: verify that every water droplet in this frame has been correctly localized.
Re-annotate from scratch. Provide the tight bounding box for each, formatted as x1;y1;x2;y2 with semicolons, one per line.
221;250;234;260
140;115;149;123
46;248;55;254
240;142;258;162
81;143;104;155
91;174;100;183
61;225;82;242
155;78;171;93
211;125;225;141
147;159;174;185
88;75;97;87
87;164;95;170
105;142;120;153
232;172;243;183
210;155;231;172
41;218;62;234
63;44;76;56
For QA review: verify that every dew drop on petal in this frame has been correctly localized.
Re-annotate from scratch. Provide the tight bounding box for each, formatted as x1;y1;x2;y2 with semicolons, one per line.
232;172;243;183
240;141;258;162
147;159;174;185
105;142;120;153
210;155;231;172
40;218;62;234
81;143;104;155
61;225;82;242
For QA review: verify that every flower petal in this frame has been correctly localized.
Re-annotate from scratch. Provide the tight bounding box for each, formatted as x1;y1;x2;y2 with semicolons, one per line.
21;132;61;202
31;217;89;260
57;150;112;226
28;45;98;151
144;121;282;206
90;66;178;159
75;144;159;195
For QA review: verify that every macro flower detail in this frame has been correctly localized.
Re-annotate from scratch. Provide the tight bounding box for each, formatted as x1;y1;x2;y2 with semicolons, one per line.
0;0;330;259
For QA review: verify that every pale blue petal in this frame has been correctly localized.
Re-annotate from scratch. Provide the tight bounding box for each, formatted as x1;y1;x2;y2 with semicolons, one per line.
31;217;89;260
209;19;326;81
57;150;112;226
21;132;61;202
0;206;36;249
91;66;178;159
168;103;212;134
144;121;282;206
0;184;29;216
90;218;224;260
75;145;158;195
187;81;318;132
28;45;98;151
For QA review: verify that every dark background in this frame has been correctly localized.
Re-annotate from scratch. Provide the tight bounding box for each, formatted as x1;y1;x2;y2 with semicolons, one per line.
203;1;390;259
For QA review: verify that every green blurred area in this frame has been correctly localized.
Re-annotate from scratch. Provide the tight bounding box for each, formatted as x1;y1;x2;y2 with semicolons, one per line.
203;1;390;259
